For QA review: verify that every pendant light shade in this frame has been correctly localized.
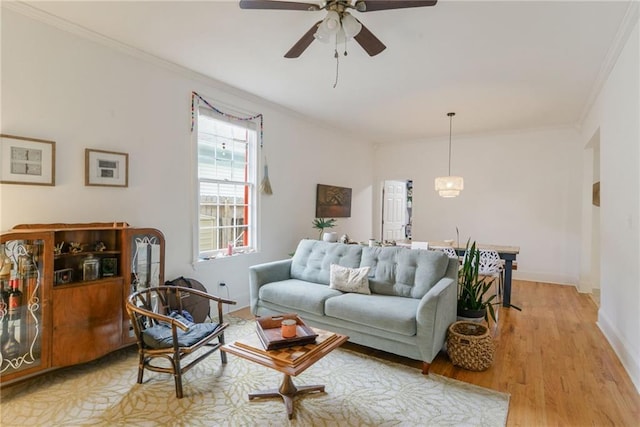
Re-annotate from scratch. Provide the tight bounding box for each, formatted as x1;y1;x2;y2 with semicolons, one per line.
435;112;464;198
435;176;464;198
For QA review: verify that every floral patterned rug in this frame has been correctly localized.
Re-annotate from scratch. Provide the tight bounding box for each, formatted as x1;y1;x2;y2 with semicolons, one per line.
1;317;509;426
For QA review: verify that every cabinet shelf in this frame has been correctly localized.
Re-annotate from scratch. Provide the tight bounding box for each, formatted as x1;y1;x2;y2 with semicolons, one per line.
53;275;124;289
54;250;120;260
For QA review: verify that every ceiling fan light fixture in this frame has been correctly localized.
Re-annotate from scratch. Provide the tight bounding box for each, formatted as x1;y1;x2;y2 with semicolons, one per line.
341;13;362;39
324;10;341;33
313;22;331;43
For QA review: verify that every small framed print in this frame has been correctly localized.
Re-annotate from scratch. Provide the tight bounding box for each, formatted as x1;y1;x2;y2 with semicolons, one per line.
54;268;74;285
85;149;128;187
101;257;118;277
0;134;56;186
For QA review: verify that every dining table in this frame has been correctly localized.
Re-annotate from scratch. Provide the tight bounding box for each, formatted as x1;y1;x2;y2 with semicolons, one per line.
425;241;520;308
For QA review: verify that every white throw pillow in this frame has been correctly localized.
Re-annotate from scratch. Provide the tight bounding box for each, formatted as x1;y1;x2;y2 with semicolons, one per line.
329;264;371;295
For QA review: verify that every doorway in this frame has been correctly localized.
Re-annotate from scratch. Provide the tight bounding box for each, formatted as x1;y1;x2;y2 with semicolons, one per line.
381;180;413;242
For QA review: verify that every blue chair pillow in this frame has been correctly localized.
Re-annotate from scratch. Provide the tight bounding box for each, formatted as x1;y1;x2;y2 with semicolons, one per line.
142;312;220;349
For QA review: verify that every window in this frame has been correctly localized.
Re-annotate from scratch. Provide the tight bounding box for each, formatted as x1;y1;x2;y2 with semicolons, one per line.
195;105;257;259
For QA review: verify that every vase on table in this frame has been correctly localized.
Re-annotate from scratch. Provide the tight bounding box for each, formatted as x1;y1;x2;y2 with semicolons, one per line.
322;232;338;243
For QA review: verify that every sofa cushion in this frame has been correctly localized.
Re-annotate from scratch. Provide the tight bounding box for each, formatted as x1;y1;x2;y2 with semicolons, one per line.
361;246;449;298
329;264;371;295
291;239;363;285
258;279;343;315
324;293;419;336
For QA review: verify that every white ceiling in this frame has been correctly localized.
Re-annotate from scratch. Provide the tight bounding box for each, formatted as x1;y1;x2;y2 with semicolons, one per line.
14;0;632;142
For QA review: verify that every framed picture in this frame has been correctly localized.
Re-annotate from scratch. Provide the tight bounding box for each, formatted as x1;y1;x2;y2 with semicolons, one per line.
0;134;55;186
316;184;352;218
54;268;74;285
85;149;128;187
101;257;118;277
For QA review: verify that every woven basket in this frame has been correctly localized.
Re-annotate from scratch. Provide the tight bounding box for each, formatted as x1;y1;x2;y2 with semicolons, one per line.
447;321;494;371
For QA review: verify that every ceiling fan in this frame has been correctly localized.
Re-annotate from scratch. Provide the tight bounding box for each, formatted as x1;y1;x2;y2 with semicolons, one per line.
239;0;438;58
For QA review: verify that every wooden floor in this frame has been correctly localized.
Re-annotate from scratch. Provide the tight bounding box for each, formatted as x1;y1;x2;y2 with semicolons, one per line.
232;280;640;426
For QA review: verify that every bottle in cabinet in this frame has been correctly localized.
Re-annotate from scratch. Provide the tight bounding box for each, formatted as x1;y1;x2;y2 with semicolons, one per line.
0;279;8;309
0;317;8;349
1;323;21;359
0;250;11;309
8;275;22;321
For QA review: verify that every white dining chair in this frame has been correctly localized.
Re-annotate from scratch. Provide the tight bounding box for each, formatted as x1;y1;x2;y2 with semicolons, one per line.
478;249;504;310
431;246;458;259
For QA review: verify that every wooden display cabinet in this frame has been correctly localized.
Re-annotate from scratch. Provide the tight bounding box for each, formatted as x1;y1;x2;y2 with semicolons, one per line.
0;222;165;385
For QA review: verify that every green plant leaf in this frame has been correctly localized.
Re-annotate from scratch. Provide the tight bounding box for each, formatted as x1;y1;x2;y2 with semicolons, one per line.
312;218;337;240
457;239;498;322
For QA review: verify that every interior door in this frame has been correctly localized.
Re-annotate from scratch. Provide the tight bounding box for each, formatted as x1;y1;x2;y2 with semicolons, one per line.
382;180;407;241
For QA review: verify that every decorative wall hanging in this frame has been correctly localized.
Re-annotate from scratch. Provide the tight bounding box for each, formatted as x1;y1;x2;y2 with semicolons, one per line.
0;134;55;186
316;184;352;218
191;91;272;194
85;149;128;187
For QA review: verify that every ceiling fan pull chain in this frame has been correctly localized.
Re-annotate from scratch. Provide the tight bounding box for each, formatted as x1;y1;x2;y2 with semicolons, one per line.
333;39;340;88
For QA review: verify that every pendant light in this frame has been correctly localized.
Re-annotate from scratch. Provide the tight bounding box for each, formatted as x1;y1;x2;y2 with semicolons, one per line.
434;112;464;198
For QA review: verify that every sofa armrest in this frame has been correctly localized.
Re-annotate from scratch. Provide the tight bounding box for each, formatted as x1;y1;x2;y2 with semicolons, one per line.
249;259;293;315
415;276;458;363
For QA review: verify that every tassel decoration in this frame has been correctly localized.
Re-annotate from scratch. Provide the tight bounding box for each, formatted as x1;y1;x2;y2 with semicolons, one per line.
260;160;273;195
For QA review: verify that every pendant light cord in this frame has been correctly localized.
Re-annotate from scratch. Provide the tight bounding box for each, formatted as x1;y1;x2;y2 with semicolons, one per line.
448;113;453;175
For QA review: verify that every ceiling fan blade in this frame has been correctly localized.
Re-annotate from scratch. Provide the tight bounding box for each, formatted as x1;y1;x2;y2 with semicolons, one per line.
239;0;320;11
284;20;322;58
356;0;437;12
354;22;386;56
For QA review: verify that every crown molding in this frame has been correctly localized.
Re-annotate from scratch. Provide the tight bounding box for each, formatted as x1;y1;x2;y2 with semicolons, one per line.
577;1;640;129
374;124;579;148
1;1;325;130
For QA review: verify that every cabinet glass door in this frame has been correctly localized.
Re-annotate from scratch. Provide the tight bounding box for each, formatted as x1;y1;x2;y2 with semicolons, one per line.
130;232;162;293
1;238;44;377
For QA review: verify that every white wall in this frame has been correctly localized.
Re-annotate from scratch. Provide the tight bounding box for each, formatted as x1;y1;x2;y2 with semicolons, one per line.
581;17;640;393
0;9;373;308
373;127;583;285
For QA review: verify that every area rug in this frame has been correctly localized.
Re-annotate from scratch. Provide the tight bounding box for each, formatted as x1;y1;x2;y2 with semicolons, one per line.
1;317;509;426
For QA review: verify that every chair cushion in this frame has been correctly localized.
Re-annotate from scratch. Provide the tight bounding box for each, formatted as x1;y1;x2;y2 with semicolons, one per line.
143;312;220;349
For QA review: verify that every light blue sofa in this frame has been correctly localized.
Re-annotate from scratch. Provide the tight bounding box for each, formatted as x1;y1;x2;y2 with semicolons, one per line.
249;239;458;373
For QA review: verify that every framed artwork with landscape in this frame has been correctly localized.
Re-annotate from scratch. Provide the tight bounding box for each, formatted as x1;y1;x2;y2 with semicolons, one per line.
85;149;129;187
316;184;352;218
0;134;56;186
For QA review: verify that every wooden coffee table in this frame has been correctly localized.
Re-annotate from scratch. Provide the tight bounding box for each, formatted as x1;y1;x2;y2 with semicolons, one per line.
222;327;348;419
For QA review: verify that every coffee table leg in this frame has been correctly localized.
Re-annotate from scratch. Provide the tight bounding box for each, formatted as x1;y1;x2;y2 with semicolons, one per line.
248;373;325;420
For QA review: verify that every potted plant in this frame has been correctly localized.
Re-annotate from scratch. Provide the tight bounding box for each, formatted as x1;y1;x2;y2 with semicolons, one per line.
312;218;337;240
457;240;498;323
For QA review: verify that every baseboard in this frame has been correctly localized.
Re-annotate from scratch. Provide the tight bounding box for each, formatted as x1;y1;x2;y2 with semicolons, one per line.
514;271;577;286
597;309;640;394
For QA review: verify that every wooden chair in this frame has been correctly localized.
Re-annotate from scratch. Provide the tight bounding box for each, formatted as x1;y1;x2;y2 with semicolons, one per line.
126;285;236;398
